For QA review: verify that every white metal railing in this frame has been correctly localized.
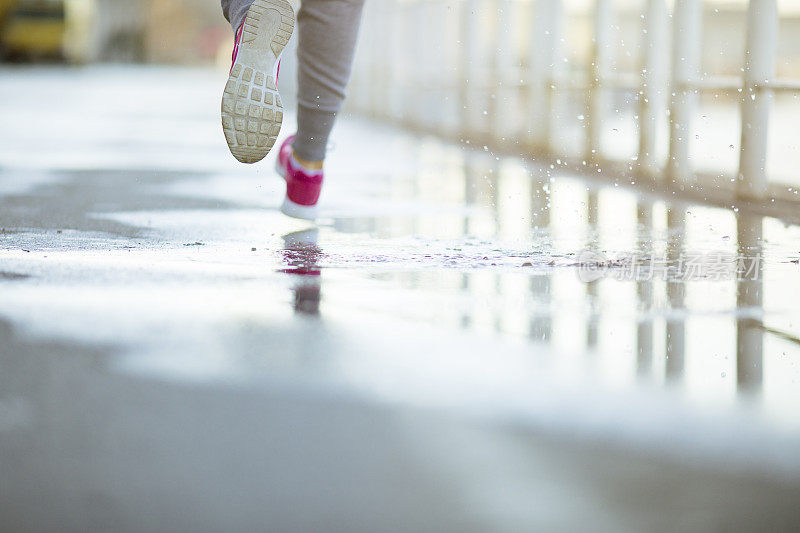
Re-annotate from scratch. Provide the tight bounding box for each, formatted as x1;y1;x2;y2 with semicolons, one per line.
348;0;800;212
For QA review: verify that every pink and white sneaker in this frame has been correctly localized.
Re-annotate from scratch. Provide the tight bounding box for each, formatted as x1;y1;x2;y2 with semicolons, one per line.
221;0;294;164
276;135;324;221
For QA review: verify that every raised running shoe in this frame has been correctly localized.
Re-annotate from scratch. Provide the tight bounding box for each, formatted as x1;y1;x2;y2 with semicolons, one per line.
221;0;294;164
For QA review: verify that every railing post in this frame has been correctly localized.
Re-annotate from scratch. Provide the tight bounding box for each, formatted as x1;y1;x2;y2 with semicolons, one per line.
370;1;386;120
637;0;669;177
738;0;778;200
586;0;613;162
411;0;428;129
387;0;403;123
528;0;563;153
494;0;517;141
460;0;484;140
667;0;701;187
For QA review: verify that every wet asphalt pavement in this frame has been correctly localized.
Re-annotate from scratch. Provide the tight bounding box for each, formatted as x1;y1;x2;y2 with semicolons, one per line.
1;66;800;532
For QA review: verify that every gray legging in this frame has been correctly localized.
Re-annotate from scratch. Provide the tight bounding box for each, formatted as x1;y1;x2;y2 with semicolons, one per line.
221;0;365;162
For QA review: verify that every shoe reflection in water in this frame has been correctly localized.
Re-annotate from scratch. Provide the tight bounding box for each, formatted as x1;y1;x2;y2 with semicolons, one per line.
280;228;322;316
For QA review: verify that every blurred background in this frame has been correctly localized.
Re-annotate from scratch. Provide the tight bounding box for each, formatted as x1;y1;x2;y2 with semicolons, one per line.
0;0;230;64
5;0;798;187
2;1;800;532
4;0;800;69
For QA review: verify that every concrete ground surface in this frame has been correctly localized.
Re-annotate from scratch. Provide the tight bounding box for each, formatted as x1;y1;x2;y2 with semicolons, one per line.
1;66;800;532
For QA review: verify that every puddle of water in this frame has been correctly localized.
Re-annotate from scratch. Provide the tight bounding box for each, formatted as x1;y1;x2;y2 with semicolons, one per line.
1;68;799;467
271;142;800;431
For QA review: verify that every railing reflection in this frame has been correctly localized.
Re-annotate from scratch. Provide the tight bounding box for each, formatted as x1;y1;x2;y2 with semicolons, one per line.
636;201;654;376
665;207;686;381
736;214;764;393
375;146;780;403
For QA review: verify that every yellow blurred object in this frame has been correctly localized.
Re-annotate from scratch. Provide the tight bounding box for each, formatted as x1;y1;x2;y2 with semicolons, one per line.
62;0;91;63
1;0;66;60
0;0;17;22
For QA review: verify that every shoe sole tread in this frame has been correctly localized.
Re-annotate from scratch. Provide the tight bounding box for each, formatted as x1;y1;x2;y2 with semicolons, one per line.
221;0;294;164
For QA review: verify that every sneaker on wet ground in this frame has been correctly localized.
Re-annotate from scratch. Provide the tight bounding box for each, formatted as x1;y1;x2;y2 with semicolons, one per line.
221;0;294;164
275;135;324;221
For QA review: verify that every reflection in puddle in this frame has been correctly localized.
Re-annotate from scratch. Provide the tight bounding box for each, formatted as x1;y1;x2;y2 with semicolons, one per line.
309;145;800;426
280;228;322;316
